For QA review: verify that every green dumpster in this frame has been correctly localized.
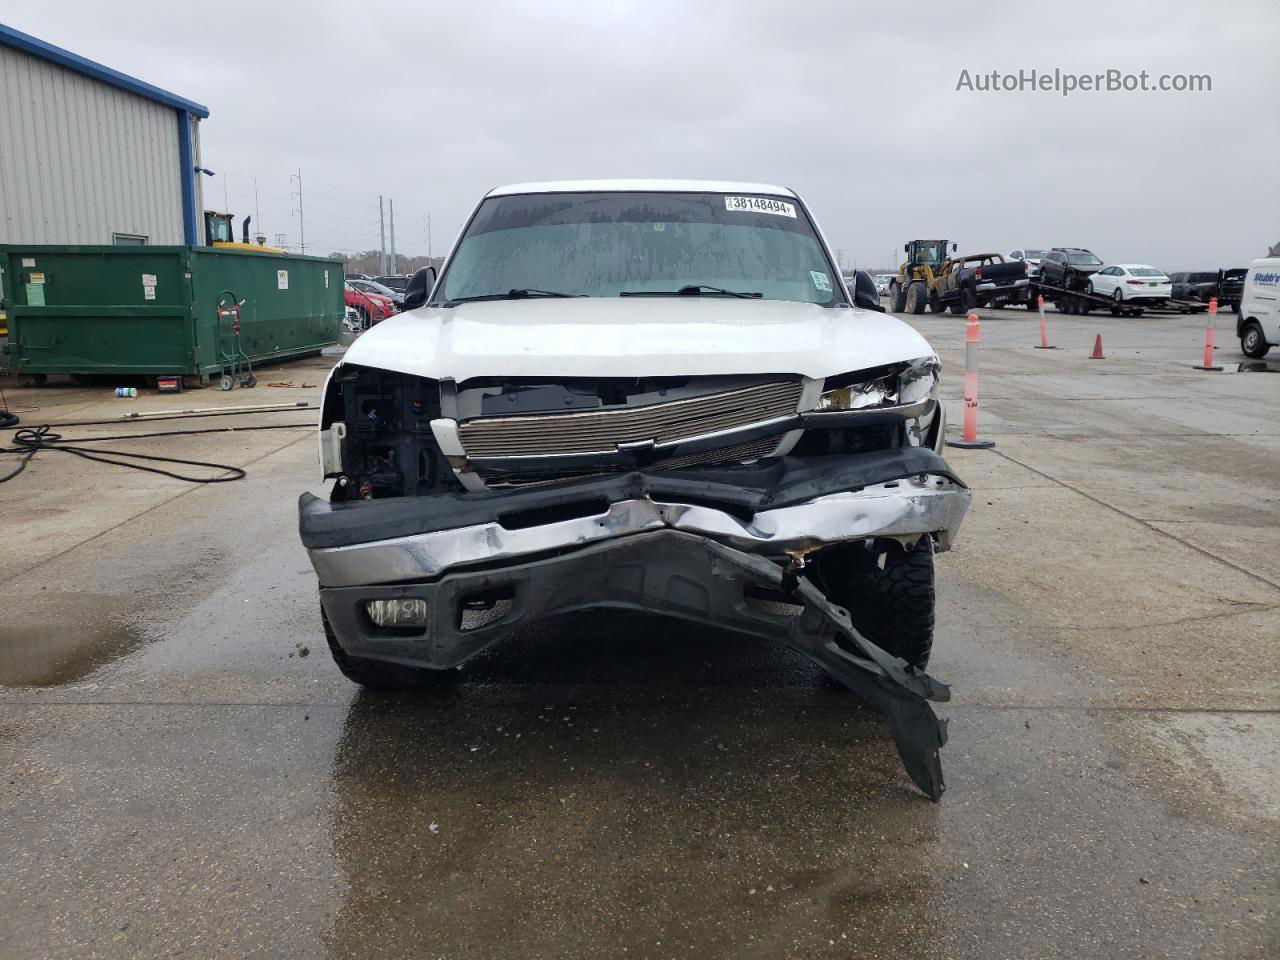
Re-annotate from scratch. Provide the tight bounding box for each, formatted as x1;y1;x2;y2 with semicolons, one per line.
0;244;344;383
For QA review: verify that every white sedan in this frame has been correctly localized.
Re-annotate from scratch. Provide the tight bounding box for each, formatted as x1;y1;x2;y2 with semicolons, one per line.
1087;264;1172;305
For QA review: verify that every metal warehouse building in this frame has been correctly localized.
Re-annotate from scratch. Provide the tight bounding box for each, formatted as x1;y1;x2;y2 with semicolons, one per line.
0;22;210;246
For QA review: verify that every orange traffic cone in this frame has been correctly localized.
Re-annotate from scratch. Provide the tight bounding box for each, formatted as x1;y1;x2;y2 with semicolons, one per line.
1194;296;1223;371
1089;334;1105;360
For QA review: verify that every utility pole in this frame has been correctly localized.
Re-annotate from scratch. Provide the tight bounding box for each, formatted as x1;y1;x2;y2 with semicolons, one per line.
389;199;397;275
290;169;305;255
378;196;387;275
254;178;260;236
427;212;432;261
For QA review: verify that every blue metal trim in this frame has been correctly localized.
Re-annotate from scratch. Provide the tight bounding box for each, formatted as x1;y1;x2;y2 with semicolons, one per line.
177;111;198;245
0;22;210;118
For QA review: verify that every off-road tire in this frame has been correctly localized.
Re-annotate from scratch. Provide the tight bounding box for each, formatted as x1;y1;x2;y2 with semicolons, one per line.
960;285;977;311
891;283;908;313
322;605;458;690
950;302;966;315
819;539;935;669
906;282;927;314
1241;322;1271;359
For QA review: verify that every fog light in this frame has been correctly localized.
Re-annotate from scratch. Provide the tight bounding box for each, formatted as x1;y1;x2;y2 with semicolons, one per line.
366;598;428;628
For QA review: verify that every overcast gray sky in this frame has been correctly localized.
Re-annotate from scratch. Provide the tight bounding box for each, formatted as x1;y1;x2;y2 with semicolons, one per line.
8;0;1278;269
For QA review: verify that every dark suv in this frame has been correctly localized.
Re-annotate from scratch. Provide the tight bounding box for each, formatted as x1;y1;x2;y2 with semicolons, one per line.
1039;248;1104;290
1169;271;1219;302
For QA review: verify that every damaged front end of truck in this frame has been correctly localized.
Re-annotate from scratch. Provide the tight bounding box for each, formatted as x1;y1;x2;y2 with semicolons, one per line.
300;358;970;799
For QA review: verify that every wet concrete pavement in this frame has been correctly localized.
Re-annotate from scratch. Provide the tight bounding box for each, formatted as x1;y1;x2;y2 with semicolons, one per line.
1;317;1277;959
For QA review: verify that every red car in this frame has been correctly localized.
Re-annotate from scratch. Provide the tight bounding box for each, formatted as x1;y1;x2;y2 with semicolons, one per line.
344;283;396;327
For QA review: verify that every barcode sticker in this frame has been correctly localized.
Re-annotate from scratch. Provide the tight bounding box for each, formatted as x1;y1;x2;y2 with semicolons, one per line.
724;196;796;218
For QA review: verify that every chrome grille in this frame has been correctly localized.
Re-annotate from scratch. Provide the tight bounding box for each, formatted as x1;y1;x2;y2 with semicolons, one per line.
479;437;783;488
458;381;802;457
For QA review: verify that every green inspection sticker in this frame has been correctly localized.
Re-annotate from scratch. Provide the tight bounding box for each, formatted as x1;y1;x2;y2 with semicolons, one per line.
810;271;832;293
25;283;45;306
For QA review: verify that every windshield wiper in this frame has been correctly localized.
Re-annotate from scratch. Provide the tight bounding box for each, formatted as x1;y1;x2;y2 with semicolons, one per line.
619;284;763;299
446;288;583;304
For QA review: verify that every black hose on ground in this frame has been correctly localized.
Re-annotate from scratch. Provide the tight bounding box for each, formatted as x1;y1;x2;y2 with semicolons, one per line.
0;422;312;485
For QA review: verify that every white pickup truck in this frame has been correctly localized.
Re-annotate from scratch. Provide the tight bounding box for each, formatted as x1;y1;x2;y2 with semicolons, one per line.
298;180;971;798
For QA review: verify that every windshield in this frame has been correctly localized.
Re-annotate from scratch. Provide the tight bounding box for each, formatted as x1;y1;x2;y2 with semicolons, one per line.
912;241;947;265
1129;268;1164;278
1024;249;1045;258
1067;251;1102;265
438;192;843;306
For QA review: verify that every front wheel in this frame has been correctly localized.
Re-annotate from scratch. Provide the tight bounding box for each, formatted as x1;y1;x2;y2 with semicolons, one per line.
891;284;908;313
1241;322;1271;359
906;282;927;315
818;539;935;670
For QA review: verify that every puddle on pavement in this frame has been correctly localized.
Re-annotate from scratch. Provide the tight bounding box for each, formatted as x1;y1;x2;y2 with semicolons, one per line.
0;618;148;687
1224;361;1280;373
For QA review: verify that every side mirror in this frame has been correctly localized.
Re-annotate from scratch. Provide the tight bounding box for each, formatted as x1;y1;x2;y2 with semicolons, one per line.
951;242;958;252
851;271;885;312
903;243;909;253
401;265;438;310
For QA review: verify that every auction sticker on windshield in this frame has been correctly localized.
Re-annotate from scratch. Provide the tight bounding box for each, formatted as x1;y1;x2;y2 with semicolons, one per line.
724;196;797;218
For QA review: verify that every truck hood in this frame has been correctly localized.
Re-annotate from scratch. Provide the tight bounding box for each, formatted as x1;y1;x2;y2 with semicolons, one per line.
340;297;935;381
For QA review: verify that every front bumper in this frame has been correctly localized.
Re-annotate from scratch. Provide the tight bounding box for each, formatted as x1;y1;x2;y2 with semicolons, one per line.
301;448;969;588
320;529;955;800
302;448;968;800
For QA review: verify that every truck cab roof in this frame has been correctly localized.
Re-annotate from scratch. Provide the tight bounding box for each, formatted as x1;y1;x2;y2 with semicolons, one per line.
487;179;796;197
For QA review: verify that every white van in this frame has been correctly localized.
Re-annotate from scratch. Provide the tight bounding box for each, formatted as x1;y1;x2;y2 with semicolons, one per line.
1237;257;1280;358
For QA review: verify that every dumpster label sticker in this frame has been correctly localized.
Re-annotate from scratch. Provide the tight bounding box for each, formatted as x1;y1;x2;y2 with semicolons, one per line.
142;274;157;301
277;270;289;290
21;257;35;268
29;272;45;284
26;284;45;306
324;270;330;289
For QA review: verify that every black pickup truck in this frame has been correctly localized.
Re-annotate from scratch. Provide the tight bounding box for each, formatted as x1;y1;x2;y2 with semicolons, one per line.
1170;269;1247;312
928;253;1030;313
1218;268;1247;312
